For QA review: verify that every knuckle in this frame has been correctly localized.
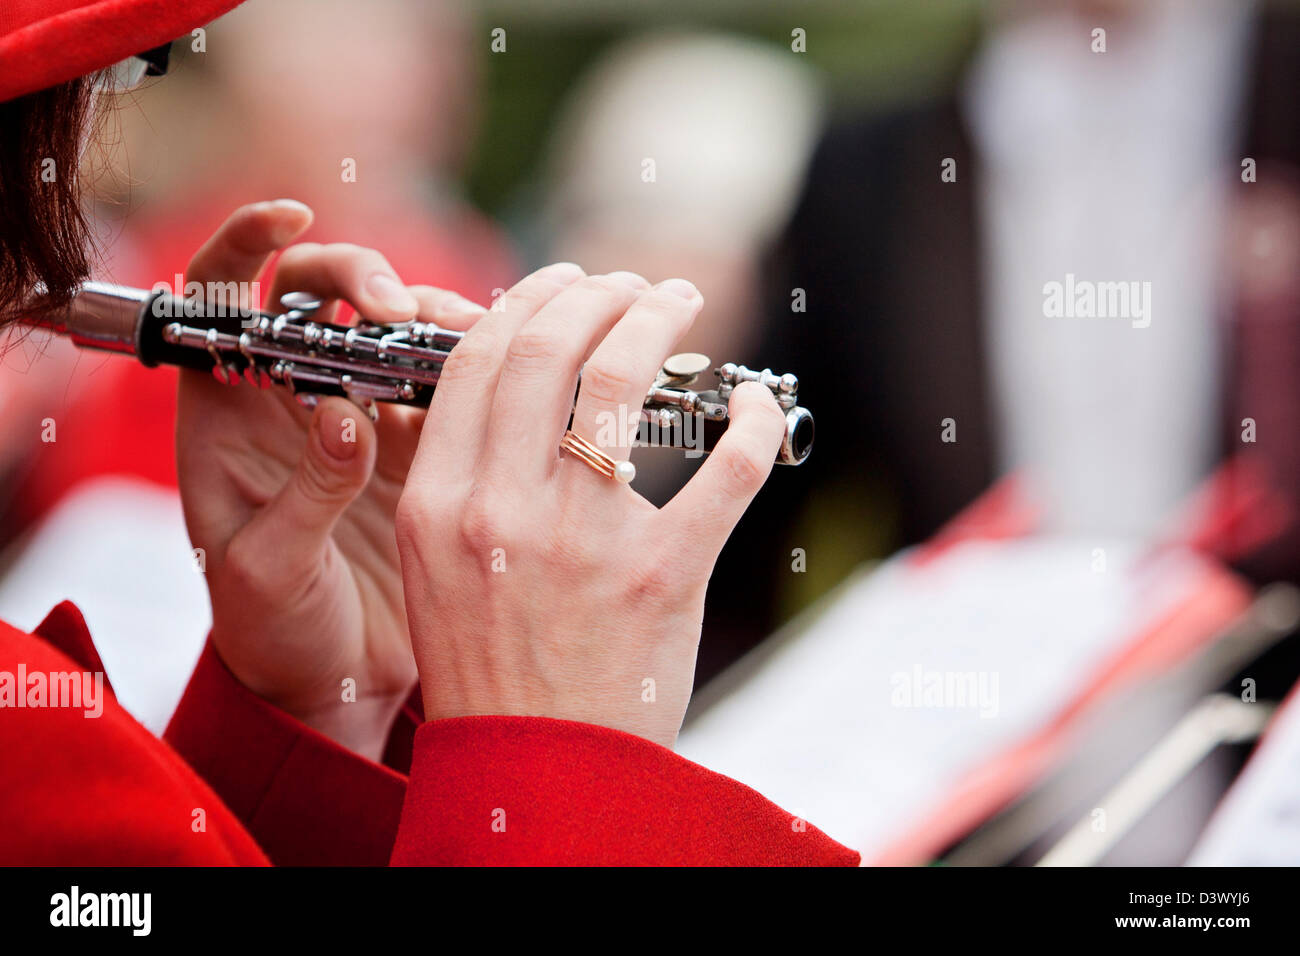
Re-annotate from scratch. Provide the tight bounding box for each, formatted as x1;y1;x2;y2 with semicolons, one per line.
621;557;680;605
297;447;350;505
576;274;627;297
395;492;435;553
220;530;268;590
502;270;580;316
274;241;323;269
502;283;554;317
395;491;446;576
394;489;430;537
457;492;511;554
580;354;640;406
634;289;691;321
440;333;498;381
718;441;769;492
505;325;563;367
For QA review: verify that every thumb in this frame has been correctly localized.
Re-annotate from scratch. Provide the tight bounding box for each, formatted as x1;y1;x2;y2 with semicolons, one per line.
238;398;377;566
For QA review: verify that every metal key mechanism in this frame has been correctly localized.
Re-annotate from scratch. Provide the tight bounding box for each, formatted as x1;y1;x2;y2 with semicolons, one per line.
26;282;816;465
645;352;814;465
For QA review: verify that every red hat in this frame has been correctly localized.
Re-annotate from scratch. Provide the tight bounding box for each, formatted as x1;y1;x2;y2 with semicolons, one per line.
0;0;244;103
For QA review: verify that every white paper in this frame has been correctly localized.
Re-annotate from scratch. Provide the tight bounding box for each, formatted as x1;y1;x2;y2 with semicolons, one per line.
1188;690;1300;866
677;537;1225;858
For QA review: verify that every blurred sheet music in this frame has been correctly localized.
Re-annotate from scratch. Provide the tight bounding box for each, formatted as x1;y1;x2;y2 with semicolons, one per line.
678;538;1247;861
1187;685;1300;866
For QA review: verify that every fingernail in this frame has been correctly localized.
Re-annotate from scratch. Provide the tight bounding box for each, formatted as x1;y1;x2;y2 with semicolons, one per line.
535;262;586;284
607;271;648;289
270;198;312;215
265;199;313;246
318;402;358;461
365;273;419;315
656;278;698;299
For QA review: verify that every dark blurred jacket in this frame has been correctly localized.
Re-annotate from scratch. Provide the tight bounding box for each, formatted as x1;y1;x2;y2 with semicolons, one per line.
699;6;1300;685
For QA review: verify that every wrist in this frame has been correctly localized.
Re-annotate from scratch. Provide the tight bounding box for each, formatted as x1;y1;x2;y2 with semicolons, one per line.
419;685;686;751
283;692;408;763
207;631;411;763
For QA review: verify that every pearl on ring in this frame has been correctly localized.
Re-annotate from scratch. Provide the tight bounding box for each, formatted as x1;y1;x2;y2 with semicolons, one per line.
558;429;636;484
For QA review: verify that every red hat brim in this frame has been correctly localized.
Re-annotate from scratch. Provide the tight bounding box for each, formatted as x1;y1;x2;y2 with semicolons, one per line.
0;0;244;103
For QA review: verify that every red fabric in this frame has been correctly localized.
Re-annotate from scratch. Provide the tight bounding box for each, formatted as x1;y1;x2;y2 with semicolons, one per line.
0;0;243;102
21;599;111;693
0;605;265;864
393;718;860;866
163;643;409;866
0;604;860;866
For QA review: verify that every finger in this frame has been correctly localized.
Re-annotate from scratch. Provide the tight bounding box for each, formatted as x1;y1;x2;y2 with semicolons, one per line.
568;278;701;463
264;242;420;325
187;200;314;298
229;397;378;572
408;262;586;488
370;285;489;460
658;381;786;566
482;272;650;482
407;283;487;332
175;362;308;555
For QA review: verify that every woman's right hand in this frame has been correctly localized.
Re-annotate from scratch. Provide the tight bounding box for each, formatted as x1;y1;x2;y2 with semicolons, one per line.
395;263;787;748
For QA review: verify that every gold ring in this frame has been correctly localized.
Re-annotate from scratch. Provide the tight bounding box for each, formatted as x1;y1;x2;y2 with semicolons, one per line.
560;430;636;484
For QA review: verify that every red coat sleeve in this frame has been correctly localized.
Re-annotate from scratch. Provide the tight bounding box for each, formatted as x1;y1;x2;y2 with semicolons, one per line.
164;643;409;866
391;717;861;866
0;602;408;866
5;604;858;866
0;608;266;865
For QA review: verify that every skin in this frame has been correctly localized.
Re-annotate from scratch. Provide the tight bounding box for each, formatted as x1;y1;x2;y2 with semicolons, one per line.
396;266;789;748
177;200;484;758
175;200;786;756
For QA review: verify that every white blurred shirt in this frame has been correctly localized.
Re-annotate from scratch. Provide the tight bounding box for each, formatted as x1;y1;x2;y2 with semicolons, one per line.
964;0;1254;536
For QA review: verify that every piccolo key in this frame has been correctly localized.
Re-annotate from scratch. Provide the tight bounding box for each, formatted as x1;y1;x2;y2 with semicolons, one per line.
21;282;814;465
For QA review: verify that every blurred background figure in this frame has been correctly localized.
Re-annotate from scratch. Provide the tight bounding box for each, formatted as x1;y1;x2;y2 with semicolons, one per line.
532;31;823;503
104;0;515;300
0;0;516;730
710;0;1300;678
696;0;1300;864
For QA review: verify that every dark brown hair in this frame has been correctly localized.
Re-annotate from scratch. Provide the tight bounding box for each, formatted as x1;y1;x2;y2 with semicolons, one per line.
0;76;97;325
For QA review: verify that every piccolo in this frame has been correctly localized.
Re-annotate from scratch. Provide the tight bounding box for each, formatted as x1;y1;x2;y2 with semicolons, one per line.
23;282;814;465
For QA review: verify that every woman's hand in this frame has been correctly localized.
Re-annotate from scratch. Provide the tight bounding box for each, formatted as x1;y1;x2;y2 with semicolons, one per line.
395;264;787;748
175;200;485;759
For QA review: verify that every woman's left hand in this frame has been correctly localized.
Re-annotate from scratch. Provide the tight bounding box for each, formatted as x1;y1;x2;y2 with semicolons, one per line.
175;200;485;760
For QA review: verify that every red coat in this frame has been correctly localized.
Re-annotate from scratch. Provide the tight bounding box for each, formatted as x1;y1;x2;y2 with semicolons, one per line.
0;602;858;865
